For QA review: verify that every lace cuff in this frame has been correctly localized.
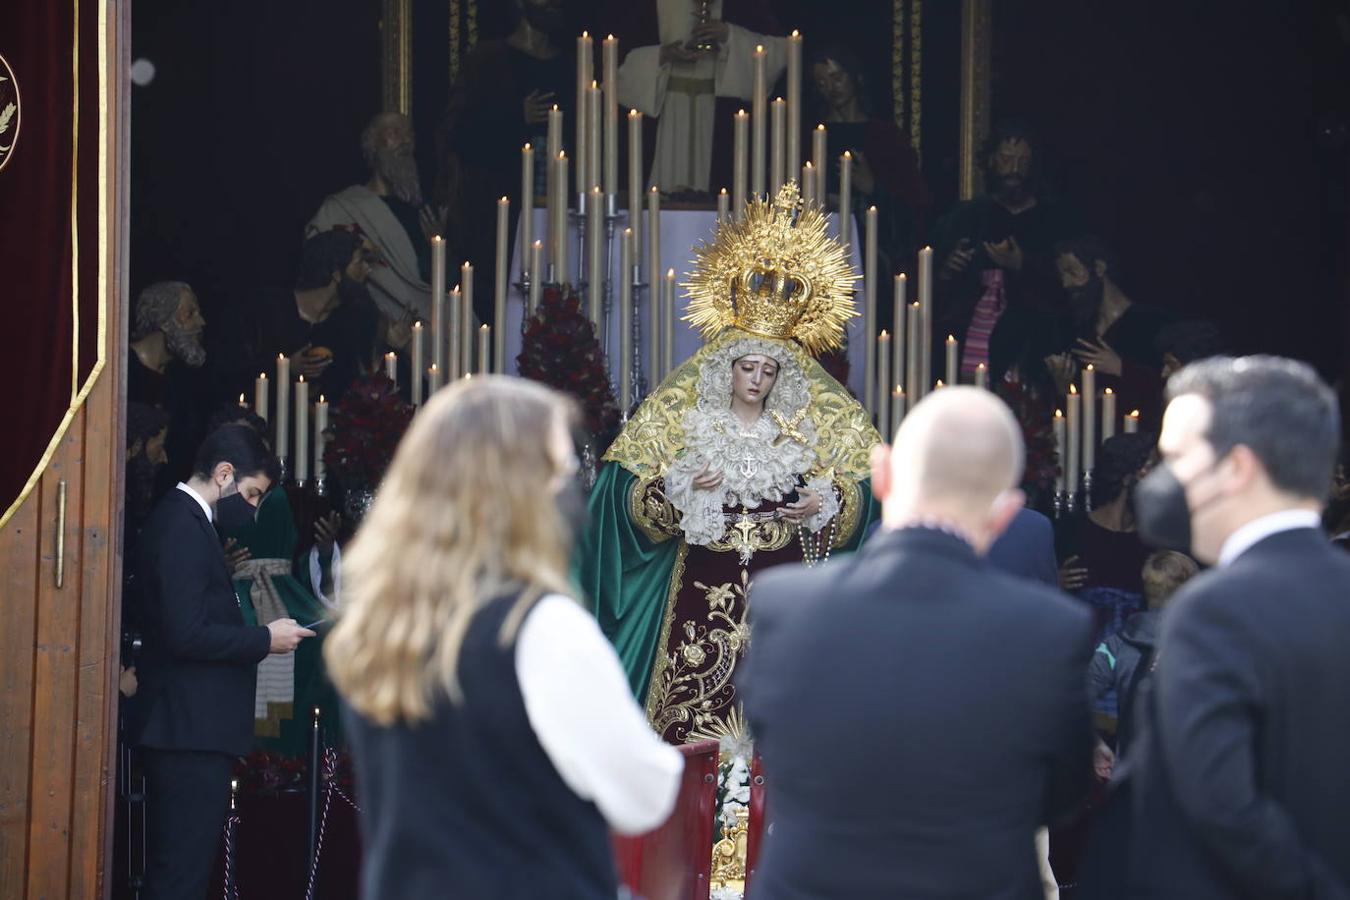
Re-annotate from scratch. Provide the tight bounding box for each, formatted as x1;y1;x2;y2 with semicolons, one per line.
664;455;727;546
804;475;841;534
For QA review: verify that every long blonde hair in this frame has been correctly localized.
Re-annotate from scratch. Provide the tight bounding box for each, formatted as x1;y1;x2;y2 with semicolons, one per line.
325;376;578;725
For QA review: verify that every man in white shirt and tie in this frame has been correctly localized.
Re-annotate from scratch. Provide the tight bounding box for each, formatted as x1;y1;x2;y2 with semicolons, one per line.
1116;356;1350;899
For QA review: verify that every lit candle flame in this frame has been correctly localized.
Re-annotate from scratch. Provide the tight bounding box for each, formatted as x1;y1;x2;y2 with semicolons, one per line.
1069;384;1078;395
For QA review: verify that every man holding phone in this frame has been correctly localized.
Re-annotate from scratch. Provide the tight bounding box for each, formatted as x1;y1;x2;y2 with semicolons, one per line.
131;425;314;899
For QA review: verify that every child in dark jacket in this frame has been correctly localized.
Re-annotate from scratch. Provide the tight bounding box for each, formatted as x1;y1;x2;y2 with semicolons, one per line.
1088;549;1198;779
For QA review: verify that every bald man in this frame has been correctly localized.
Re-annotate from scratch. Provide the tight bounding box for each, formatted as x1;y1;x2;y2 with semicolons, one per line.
739;387;1094;899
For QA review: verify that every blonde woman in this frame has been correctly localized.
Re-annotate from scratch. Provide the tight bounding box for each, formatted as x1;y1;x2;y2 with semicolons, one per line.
327;377;681;899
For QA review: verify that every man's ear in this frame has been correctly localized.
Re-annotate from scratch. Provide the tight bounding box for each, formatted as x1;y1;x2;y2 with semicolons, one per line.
212;461;236;488
986;488;1025;543
870;443;892;505
1224;444;1263;495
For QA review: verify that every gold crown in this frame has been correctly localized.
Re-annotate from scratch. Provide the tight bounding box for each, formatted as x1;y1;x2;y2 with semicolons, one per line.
683;181;859;355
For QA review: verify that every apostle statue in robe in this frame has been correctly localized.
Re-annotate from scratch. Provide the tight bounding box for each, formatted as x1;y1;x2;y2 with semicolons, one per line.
606;0;786;192
577;183;880;745
308;112;434;326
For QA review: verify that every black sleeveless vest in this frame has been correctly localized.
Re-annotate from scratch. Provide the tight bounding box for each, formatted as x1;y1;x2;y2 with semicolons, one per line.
343;592;618;899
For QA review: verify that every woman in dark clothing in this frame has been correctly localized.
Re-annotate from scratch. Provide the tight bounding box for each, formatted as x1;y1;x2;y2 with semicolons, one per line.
1056;433;1158;674
807;43;930;327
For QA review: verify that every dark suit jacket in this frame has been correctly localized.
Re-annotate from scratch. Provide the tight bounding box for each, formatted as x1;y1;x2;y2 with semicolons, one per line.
1124;527;1350;899
131;488;271;757
740;526;1095;899
986;508;1060;587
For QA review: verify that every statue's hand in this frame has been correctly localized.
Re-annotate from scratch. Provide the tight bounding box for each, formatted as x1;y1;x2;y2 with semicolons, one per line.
691;463;724;492
780;487;822;524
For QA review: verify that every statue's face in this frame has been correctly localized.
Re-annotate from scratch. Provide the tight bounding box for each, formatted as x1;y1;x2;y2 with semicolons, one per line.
731;354;779;409
812;59;855;112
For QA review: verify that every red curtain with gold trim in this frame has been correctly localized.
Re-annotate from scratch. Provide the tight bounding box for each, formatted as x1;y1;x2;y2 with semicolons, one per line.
0;0;104;525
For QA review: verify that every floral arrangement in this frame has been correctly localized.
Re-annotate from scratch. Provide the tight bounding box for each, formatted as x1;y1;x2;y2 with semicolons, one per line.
323;372;414;492
517;286;622;447
232;752;306;796
231;751;356;797
996;372;1060;507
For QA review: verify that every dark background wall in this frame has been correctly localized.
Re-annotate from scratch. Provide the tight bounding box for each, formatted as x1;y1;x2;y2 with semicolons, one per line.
131;1;381;307
130;0;1348;384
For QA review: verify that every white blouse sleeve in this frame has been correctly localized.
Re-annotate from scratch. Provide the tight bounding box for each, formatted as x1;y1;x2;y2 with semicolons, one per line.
515;594;684;835
804;474;841;534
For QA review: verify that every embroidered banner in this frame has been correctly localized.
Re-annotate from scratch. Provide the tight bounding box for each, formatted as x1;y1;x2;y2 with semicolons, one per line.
0;0;107;527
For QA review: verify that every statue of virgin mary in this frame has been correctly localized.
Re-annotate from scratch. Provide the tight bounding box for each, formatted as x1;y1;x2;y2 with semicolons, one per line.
578;183;881;745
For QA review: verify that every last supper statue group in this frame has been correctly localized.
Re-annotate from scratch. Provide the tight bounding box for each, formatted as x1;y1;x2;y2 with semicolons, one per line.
579;181;881;747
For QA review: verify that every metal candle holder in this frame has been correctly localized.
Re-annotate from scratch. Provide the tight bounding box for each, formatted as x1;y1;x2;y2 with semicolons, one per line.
1082;470;1095;512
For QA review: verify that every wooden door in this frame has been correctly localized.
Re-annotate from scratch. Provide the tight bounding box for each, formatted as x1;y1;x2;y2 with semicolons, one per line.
0;1;128;896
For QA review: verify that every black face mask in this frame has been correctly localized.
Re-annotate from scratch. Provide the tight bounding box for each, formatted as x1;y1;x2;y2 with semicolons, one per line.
216;490;259;533
556;478;590;544
1133;458;1224;553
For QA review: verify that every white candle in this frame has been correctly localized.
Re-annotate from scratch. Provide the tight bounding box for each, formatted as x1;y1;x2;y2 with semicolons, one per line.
663;268;676;377
520;145;534;280
863;204;877;412
838;151;853;247
945;335;959;387
752;45;766;198
448;286;462;381
802;161;815;205
431;235;446;372
552;153;569;284
1067;386;1081;495
1082;364;1097;473
877;330;891;437
717;188;729;224
427;363;442;394
906;303;921;401
494;197;509;373
529;241;543;313
893;273;907;399
254;372;269;422
812;124;827;201
460;263;474;379
627;110;643;248
238;393;248;409
294;376;309;484
1124;409;1140;434
1102;389;1117;441
587;80;602;191
770;97;786;196
603;35;619;197
733;109;749;219
478;325;490;376
546;105;562;201
620;227;633;412
918;246;933;400
786;31;802;178
975;363;988;390
314;394;328;482
275;354;290;470
647;184;661;298
384;351;397;384
1054;410;1067;493
411;321;424;406
892;387;906;430
576;32;592;196
588;186;604;328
